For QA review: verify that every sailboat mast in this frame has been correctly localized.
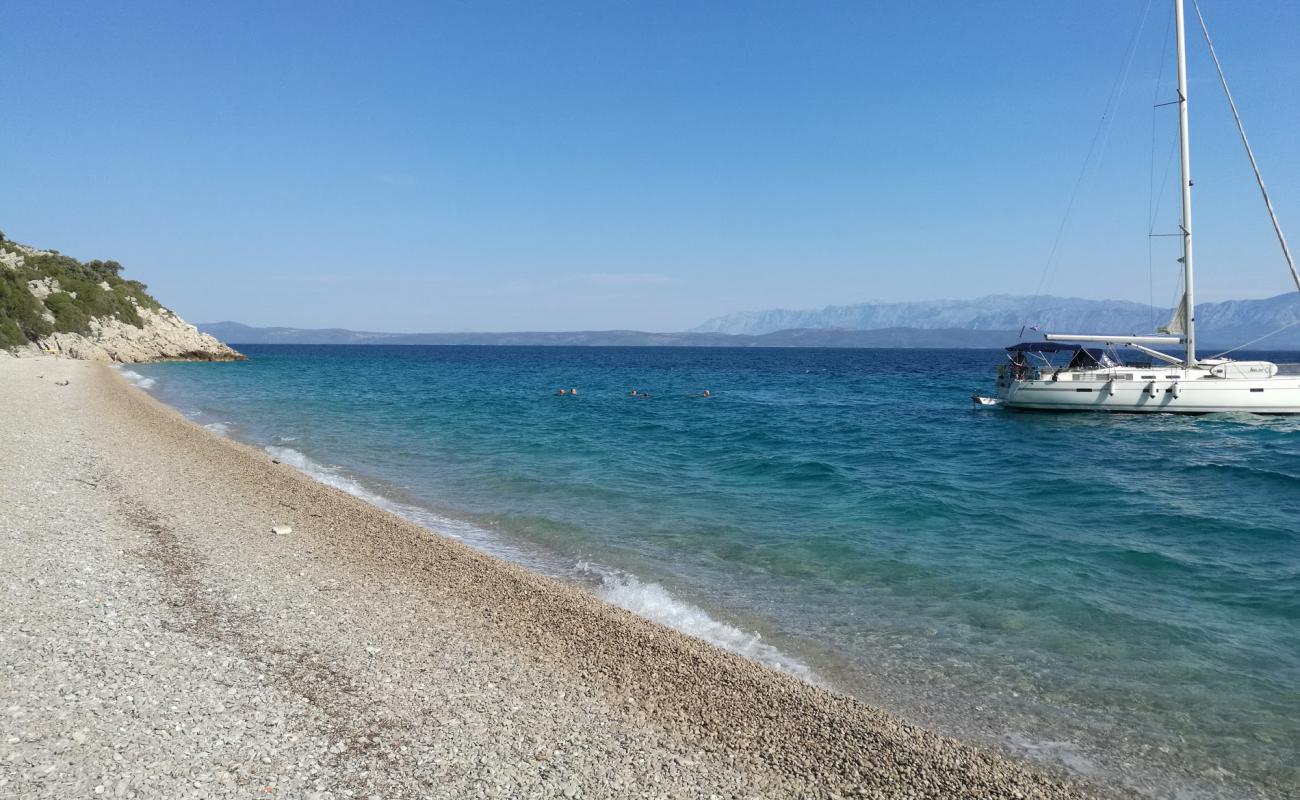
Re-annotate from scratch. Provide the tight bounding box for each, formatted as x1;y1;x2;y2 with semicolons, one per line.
1174;0;1196;365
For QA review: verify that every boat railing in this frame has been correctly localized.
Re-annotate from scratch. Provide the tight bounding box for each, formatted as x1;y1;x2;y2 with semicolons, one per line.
1020;363;1300;378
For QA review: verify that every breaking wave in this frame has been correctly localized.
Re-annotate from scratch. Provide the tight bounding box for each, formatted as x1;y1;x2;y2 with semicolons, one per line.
116;368;156;390
264;443;817;683
584;566;816;681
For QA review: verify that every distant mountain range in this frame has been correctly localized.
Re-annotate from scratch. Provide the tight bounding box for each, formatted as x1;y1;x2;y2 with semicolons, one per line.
200;293;1300;350
693;293;1300;339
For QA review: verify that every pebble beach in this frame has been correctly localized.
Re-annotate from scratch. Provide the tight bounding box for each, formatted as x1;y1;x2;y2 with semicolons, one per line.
0;357;1110;800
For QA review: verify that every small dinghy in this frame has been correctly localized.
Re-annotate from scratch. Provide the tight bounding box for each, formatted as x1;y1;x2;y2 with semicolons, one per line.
972;394;1003;407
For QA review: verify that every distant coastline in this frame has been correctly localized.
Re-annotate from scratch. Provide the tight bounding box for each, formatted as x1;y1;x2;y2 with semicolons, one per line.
198;322;1024;349
198;320;1300;351
201;291;1300;350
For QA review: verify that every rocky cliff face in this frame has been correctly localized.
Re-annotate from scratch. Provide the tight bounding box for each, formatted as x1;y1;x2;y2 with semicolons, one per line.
1;237;242;363
32;305;243;362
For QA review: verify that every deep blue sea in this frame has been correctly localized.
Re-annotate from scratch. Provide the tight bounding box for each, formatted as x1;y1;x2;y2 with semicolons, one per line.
128;345;1300;799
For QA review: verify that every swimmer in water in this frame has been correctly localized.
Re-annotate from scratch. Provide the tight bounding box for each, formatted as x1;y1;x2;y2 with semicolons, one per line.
702;390;711;397
555;388;568;396
570;388;578;396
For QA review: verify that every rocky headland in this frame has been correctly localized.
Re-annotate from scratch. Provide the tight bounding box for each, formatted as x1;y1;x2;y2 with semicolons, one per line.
0;234;241;362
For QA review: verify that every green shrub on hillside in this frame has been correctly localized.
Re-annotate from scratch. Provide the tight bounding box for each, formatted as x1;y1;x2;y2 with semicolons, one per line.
0;318;21;347
44;291;91;333
0;270;54;346
0;237;163;347
122;279;161;309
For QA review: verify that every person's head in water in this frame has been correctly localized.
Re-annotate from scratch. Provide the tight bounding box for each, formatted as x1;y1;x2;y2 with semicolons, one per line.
702;390;711;397
570;388;578;395
556;388;567;396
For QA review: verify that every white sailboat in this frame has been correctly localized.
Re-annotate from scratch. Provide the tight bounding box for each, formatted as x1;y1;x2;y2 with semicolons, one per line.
991;0;1300;414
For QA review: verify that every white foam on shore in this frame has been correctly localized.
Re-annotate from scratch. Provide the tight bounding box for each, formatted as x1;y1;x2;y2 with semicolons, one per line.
204;422;231;437
265;446;542;565
264;443;817;685
590;569;817;682
116;368;156;390
1004;733;1102;777
267;446;400;507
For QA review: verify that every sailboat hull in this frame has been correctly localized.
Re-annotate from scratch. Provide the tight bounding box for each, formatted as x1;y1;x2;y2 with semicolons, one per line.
999;370;1300;414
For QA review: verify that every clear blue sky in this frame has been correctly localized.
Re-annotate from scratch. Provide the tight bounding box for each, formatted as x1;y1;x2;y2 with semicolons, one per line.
3;1;1298;332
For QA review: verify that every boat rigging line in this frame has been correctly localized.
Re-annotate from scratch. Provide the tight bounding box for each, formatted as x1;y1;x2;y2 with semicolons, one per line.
1209;318;1300;360
1147;6;1174;330
1021;0;1154;342
1192;0;1299;293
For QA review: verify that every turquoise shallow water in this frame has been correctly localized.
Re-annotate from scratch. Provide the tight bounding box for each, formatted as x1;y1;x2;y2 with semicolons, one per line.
131;345;1300;799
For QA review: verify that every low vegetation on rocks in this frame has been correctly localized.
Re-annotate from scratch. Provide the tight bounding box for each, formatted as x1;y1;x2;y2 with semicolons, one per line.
0;230;242;361
0;232;161;348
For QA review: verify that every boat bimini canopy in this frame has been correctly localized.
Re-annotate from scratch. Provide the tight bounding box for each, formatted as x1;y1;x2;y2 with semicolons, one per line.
1041;333;1186;366
1006;342;1118;369
1006;342;1099;354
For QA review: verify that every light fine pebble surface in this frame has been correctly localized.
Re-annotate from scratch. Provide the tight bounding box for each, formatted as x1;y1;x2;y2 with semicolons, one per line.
0;358;1115;799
